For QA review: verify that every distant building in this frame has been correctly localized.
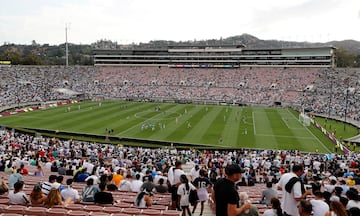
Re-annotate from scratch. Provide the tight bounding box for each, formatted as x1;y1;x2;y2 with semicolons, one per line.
93;45;336;68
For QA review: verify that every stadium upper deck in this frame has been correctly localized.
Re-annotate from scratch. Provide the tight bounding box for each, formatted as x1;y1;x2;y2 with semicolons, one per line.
93;45;336;68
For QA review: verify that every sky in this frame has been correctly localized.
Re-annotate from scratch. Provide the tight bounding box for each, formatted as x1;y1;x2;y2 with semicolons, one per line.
0;0;359;45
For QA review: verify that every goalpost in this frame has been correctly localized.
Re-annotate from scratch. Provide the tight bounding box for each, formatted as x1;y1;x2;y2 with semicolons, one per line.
299;112;311;127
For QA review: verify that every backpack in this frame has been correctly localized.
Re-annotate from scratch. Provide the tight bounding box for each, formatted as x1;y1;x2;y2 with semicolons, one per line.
285;177;305;194
189;189;199;205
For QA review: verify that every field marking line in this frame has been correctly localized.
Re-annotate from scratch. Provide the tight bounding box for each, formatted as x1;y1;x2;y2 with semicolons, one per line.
255;133;317;140
281;117;305;130
252;111;257;135
286;109;331;153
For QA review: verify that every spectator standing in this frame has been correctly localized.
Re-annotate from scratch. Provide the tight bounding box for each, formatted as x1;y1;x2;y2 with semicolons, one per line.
177;174;195;216
212;164;251;216
168;160;185;210
278;164;311;216
192;169;212;215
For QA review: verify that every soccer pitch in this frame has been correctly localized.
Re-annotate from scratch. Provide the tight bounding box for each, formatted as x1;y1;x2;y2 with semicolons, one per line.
0;101;338;152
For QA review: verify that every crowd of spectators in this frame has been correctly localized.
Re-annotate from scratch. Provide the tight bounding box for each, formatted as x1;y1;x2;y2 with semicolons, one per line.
0;128;360;215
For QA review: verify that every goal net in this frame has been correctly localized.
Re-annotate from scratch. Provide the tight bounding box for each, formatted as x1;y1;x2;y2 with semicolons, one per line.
299;113;311;127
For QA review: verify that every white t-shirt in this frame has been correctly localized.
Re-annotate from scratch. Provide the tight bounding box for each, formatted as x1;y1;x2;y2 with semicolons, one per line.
177;183;195;207
8;190;29;205
346;200;360;210
263;209;277;216
278;172;302;216
119;179;132;191
130;180;143;193
168;167;185;186
61;187;80;202
310;199;329;216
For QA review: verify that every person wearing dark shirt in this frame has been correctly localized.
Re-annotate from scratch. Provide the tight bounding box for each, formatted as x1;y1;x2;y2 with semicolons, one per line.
94;182;114;205
212;164;251;216
155;178;168;193
58;163;66;175
192;169;212;216
106;175;118;191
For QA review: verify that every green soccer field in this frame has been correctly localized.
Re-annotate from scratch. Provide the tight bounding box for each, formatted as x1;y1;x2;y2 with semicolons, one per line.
0;101;356;153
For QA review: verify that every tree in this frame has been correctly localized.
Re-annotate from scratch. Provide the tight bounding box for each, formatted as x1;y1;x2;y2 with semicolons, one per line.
0;49;22;64
336;48;356;67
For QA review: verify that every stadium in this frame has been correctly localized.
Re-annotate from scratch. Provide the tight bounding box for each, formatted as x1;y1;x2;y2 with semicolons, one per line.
0;45;359;153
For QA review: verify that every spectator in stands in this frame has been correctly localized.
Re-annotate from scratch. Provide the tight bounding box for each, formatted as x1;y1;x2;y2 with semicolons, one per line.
345;188;360;210
348;207;360;216
140;175;156;193
177;174;195;216
212;164;251;216
41;174;57;196
155;178;168;193
94;182;114;205
0;177;9;195
19;163;29;176
30;184;46;206
278;164;312;216
168;160;185;210
56;175;65;191
50;161;58;172
119;174;132;191
325;201;347;216
238;192;259;216
8;181;29;205
44;182;71;207
134;188;153;208
8;169;23;189
298;200;312;216
4;163;14;174
34;165;44;177
263;197;283;216
57;163;66;175
106;175;118;191
192;169;212;216
130;173;143;193
74;167;89;182
189;164;200;182
261;182;278;206
322;177;337;193
61;179;80;203
309;191;329;216
112;169;123;187
81;178;99;203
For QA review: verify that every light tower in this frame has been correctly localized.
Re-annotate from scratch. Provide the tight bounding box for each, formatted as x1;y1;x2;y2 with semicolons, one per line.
65;23;70;67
